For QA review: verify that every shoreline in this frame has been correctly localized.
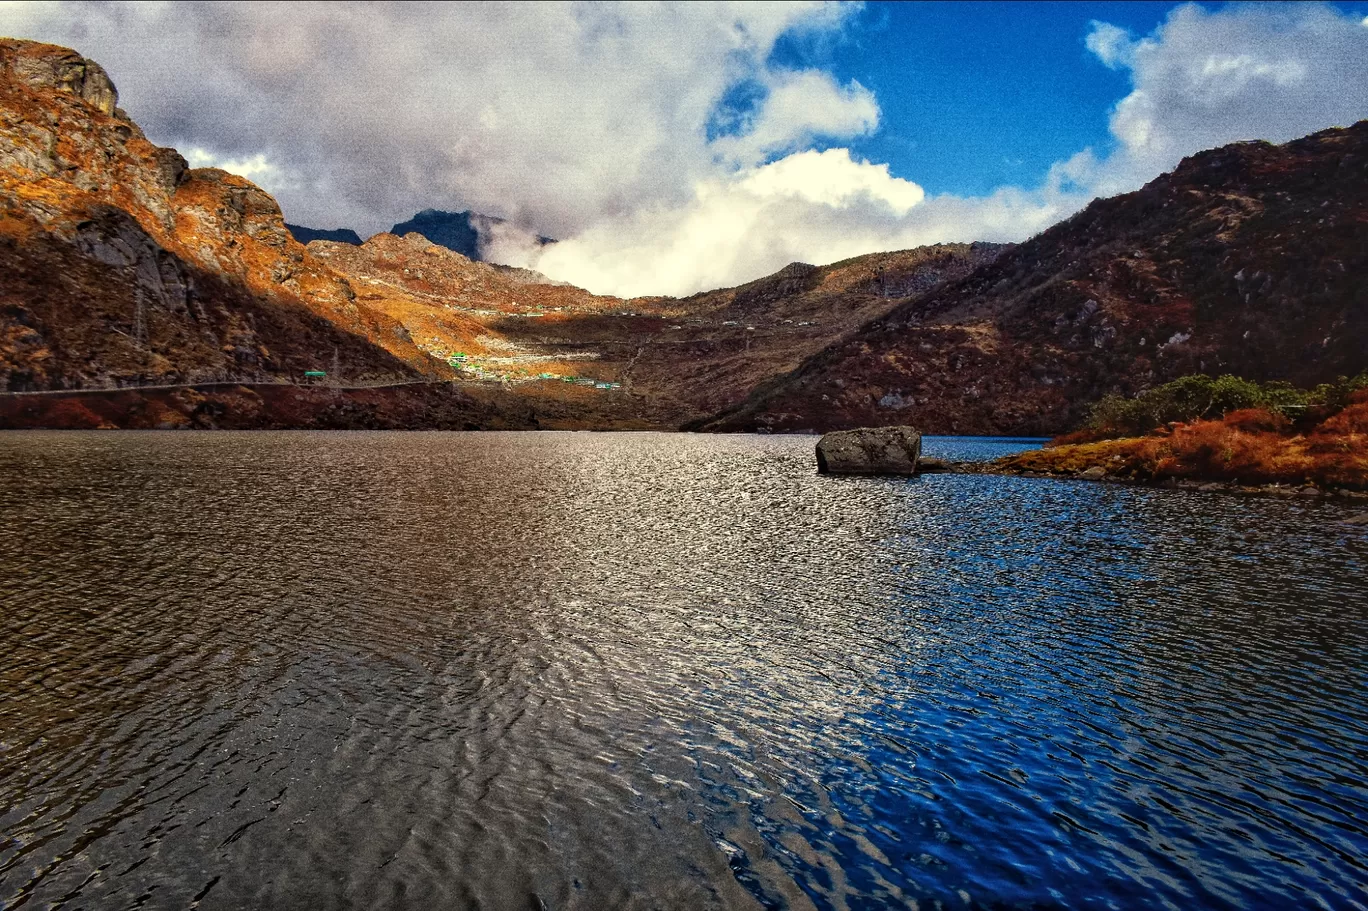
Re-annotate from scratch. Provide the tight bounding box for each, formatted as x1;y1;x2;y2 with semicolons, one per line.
932;460;1368;500
922;458;1368;501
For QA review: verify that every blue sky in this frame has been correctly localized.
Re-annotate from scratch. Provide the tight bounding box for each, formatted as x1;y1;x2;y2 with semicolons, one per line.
776;1;1365;195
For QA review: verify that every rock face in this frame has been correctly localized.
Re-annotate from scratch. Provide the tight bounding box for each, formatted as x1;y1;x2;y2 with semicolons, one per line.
815;426;922;476
705;121;1368;436
0;38;459;391
2;40;119;115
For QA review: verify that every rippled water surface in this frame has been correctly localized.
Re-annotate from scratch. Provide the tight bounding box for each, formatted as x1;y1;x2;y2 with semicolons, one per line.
2;431;1366;911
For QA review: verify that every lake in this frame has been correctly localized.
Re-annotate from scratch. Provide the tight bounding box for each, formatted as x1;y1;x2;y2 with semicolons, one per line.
1;431;1365;910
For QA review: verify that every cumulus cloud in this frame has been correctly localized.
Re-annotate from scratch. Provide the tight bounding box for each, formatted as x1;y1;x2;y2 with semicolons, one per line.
0;1;868;239
183;147;290;191
511;148;1088;297
710;70;879;166
515;149;944;296
1084;22;1135;70
741;149;923;213
1085;3;1368;195
530;1;1368;296
2;1;1366;296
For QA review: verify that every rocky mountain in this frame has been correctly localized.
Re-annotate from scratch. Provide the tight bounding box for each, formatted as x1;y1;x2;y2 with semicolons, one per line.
304;231;1002;428
11;38;1357;437
284;223;361;245
0;39;461;391
1;39;1000;429
388;209;554;262
627;244;1006;419
703;122;1368;434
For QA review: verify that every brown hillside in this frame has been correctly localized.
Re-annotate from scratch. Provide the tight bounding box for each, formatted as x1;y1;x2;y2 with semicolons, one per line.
990;395;1368;492
0;39;450;391
311;230;1006;427
704;122;1368;434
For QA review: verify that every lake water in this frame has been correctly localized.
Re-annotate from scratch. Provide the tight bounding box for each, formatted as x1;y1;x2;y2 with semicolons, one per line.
1;431;1366;910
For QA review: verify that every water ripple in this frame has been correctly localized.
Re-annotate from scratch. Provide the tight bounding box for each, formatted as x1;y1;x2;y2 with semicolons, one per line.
1;431;1365;910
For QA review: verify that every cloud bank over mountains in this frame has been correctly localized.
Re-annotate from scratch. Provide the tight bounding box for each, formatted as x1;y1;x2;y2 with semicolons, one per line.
3;1;1366;296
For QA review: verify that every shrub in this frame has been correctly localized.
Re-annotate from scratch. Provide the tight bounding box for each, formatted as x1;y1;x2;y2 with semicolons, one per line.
1222;408;1291;434
1032;382;1368;489
1085;372;1368;438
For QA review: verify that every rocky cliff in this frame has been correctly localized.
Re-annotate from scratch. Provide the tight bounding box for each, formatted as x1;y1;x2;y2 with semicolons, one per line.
704;122;1368;434
0;39;452;391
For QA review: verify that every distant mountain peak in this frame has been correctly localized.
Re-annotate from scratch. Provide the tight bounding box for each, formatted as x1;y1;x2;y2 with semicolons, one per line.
285;223;362;246
389;209;554;262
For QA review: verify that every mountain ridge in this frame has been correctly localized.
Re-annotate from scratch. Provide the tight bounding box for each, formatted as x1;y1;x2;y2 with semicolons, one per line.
0;38;462;391
388;208;555;262
3;38;1363;435
701;121;1368;434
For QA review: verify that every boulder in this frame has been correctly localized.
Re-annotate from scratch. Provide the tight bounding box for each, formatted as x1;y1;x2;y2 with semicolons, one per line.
815;426;921;476
1078;466;1107;480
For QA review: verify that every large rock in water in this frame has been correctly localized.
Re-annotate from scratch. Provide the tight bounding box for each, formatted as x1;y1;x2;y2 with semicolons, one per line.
815;426;922;476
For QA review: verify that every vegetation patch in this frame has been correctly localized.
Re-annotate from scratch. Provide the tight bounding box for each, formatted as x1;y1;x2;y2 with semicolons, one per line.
998;376;1368;491
1071;373;1368;442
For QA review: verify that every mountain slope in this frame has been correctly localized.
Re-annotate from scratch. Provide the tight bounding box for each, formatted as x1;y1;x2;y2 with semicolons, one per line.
0;39;452;391
704;122;1368;434
311;233;1006;426
632;244;1006;419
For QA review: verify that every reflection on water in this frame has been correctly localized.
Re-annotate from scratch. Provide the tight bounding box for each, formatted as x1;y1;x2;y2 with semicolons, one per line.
0;431;1365;910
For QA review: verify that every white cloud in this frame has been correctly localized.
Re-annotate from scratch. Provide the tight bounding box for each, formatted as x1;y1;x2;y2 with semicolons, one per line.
710;70;879;165
1084;21;1134;70
741;149;923;213
525;2;1368;296
1086;3;1368;193
0;1;868;242
515;151;1061;298
183;147;291;191
2;1;1366;297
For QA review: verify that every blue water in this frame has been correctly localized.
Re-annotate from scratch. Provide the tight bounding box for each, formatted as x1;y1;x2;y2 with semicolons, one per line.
1;431;1365;910
920;435;1049;462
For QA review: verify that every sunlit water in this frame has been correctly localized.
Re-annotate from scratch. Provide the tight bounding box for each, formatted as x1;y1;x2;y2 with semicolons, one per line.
1;432;1365;911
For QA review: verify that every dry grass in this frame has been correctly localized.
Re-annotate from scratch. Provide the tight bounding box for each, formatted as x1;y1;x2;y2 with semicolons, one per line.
999;397;1368;489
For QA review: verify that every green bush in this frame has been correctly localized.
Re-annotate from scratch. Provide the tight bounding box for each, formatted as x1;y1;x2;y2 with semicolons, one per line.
1087;372;1368;436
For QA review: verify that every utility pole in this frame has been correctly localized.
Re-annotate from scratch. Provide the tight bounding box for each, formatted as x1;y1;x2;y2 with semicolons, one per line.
331;346;341;385
133;292;147;348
